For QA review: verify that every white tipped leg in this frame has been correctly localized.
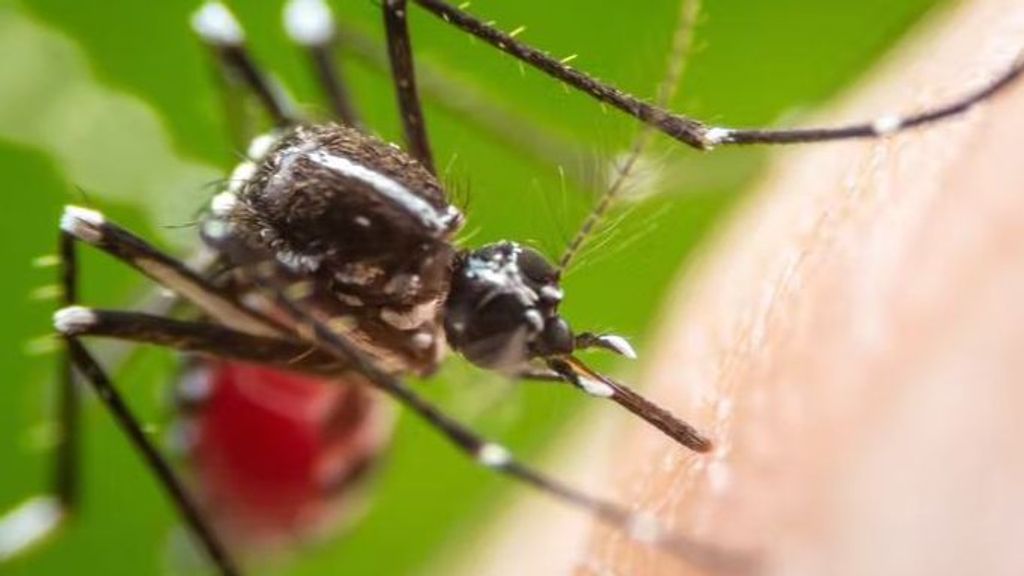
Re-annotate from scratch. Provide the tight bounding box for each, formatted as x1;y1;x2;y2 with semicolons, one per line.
59;206;105;244
191;2;244;46
54;306;97;336
0;497;65;561
283;0;335;46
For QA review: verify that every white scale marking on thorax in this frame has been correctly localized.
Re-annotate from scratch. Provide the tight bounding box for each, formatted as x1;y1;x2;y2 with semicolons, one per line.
305;149;458;233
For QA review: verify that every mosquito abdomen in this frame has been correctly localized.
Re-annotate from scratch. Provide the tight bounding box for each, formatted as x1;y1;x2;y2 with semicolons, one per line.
177;360;392;550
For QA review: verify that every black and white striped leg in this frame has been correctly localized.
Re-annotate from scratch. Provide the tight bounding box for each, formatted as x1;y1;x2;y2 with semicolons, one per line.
283;0;363;129
1;232;243;575
328;20;593;179
60;338;240;576
57;308;344;376
52;209;250;574
58;205;282;338
382;0;436;173
192;2;298;128
257;279;752;574
410;0;1024;149
0;234;79;562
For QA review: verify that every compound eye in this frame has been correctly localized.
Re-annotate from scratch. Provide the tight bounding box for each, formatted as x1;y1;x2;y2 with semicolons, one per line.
541;317;574;356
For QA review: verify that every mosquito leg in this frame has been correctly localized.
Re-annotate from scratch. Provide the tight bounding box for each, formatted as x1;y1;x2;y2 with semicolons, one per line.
192;2;298;128
56;338;240;576
411;0;1024;150
0;238;252;567
56;308;344;376
382;0;436;173
252;277;753;574
58;205;282;338
410;0;708;148
715;56;1024;145
53;232;79;513
0;234;80;561
283;0;363;129
336;20;595;182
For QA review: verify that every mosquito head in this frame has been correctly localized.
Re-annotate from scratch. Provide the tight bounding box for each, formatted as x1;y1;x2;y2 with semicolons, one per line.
443;241;575;369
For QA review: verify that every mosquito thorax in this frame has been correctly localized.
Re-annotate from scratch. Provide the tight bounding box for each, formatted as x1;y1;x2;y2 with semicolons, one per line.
202;124;464;375
444;241;573;369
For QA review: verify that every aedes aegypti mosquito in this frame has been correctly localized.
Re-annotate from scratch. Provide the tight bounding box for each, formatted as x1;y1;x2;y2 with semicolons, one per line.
1;0;1022;574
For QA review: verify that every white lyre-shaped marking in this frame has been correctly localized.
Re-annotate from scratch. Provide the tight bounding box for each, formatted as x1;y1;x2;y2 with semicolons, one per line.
305;149;461;234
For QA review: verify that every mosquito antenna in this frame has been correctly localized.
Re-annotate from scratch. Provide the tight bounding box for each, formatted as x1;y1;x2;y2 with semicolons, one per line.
556;0;702;276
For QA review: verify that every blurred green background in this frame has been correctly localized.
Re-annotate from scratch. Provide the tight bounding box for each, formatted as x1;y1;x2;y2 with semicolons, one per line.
0;0;948;574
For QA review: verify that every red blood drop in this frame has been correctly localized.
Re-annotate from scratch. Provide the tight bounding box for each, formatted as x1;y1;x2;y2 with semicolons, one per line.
186;361;387;548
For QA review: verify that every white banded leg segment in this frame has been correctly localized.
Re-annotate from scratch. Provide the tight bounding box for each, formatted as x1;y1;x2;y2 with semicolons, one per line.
191;2;244;46
475;443;512;468
53;306;98;336
702;126;734;147
192;2;297;127
57;206;280;337
59;206;105;244
0;497;65;561
283;0;335;46
872;114;903;135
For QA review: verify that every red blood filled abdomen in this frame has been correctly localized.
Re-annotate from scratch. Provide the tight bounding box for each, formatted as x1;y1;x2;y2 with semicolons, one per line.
180;361;391;549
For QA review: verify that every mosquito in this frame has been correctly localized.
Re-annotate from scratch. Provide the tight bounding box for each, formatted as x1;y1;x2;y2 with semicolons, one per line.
1;0;1021;574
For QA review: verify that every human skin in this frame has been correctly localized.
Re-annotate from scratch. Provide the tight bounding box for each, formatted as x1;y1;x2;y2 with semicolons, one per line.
583;0;1024;574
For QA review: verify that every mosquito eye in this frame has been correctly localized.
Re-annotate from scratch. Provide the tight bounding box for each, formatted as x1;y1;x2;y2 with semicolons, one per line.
444;292;533;369
539;317;574;356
